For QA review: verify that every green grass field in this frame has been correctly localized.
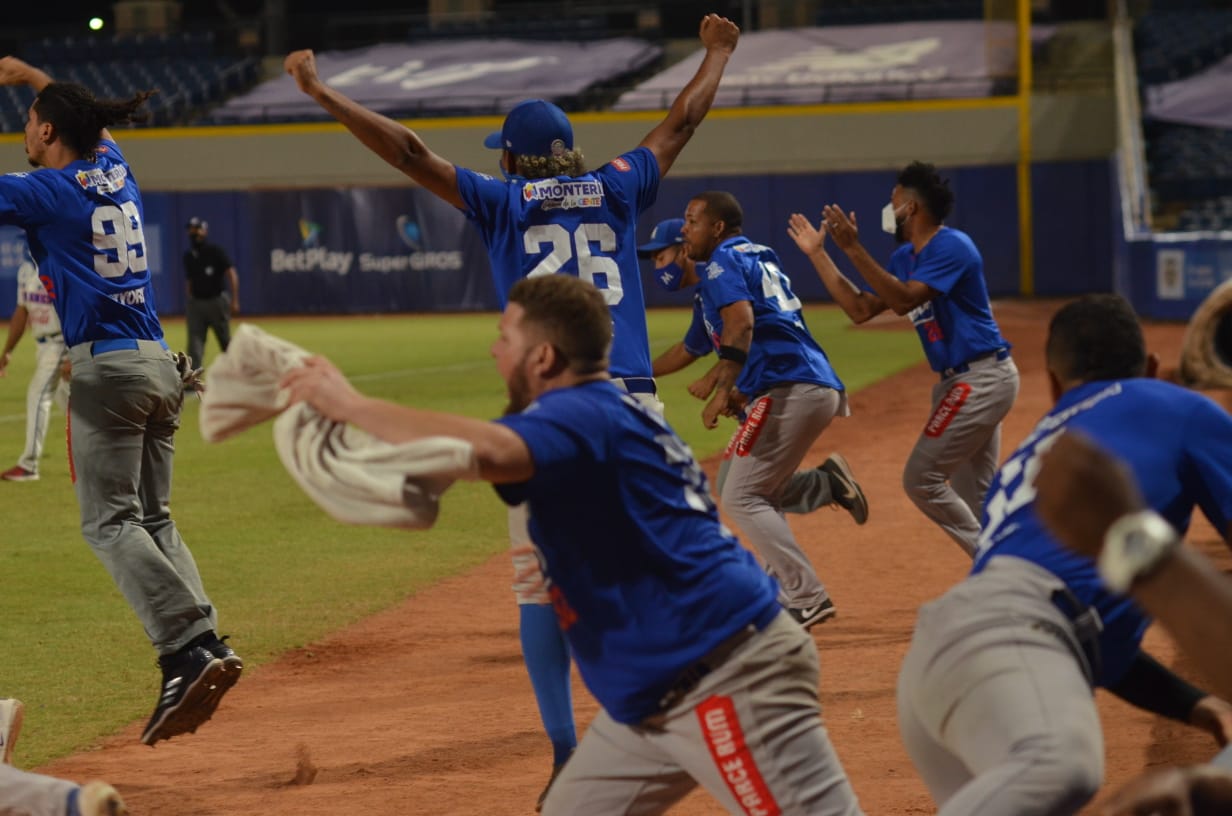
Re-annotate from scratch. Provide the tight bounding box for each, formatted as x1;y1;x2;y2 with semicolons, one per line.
0;306;920;766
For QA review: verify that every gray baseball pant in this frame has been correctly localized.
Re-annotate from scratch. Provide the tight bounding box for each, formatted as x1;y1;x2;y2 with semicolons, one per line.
186;293;232;371
68;341;217;656
903;358;1019;556
543;611;863;816
718;458;835;515
0;764;76;816
897;556;1103;816
718;383;847;609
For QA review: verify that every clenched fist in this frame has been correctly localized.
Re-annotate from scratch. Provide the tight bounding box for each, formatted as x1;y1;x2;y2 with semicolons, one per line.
284;50;323;95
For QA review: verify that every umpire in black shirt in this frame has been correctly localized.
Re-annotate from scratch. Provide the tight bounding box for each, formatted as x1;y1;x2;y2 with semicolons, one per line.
184;217;240;369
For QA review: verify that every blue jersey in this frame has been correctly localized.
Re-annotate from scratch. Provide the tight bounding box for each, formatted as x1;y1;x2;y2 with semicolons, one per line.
888;227;1007;372
0;140;163;347
697;236;843;397
495;380;781;724
455;148;660;381
973;378;1232;686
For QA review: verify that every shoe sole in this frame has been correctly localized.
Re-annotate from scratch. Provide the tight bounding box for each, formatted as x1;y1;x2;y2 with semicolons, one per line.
141;660;242;746
1;699;24;765
1;475;38;482
823;453;868;525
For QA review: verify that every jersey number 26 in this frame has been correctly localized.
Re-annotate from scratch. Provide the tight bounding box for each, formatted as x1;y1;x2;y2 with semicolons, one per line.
524;223;623;305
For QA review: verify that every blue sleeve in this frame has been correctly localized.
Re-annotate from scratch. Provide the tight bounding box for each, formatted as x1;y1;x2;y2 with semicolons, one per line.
911;235;968;295
493;398;603;505
0;172;55;227
599;147;660;214
96;139;126;164
1180;397;1232;536
454;165;507;236
699;249;753;311
683;300;711;356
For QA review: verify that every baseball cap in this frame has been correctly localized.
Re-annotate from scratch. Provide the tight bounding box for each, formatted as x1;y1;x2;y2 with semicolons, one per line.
482;99;573;157
186;217;207;229
637;218;685;258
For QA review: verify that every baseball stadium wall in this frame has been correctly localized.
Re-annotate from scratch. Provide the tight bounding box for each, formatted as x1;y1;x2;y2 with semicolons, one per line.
2;89;1186;320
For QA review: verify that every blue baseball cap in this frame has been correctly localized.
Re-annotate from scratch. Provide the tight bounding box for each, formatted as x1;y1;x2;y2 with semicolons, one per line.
637;218;685;258
483;99;574;157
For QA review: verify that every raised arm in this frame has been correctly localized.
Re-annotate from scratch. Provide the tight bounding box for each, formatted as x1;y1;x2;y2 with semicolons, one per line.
638;14;739;177
0;57;52;93
822;205;935;315
787;213;888;324
284;50;463;209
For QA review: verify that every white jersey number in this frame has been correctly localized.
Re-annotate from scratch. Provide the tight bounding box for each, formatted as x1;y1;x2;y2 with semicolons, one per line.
92;201;148;278
759;260;802;313
975;428;1063;558
524;223;624;305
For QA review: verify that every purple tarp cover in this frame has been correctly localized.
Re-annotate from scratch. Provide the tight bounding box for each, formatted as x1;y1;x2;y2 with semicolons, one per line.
616;21;1038;109
213;38;662;122
1145;54;1232;130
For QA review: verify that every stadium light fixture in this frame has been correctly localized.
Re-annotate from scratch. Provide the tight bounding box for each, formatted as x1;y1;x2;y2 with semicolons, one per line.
88;17;105;31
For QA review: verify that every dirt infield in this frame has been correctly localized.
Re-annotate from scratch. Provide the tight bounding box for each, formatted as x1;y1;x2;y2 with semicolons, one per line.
42;301;1231;815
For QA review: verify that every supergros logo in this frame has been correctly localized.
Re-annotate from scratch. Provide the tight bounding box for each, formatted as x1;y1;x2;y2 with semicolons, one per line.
269;216;463;275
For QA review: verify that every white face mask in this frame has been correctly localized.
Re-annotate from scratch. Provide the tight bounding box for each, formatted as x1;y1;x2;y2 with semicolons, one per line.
882;202;904;234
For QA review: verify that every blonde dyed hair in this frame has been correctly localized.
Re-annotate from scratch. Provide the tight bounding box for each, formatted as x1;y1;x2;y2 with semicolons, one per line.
515;148;587;179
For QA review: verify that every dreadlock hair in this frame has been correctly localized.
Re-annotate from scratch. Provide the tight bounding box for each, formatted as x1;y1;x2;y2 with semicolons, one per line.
508;274;611;376
897;161;955;222
33;83;155;158
514;148;587;180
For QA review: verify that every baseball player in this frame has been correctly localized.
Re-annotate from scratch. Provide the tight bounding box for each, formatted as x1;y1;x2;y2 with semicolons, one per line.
657;192;860;628
0;696;129;815
642;216;869;527
282;274;865;816
788;161;1019;556
0;246;69;481
285;15;741;806
0;56;242;746
183;216;240;370
896;295;1232;816
1037;431;1232;700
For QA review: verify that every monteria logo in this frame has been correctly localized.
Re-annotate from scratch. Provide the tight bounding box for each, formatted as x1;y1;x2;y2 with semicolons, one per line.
521;179;604;210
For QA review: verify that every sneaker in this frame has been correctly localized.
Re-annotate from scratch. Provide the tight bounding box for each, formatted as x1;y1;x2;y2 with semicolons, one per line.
73;781;130;816
140;644;238;746
0;697;23;765
0;466;37;482
789;598;837;630
536;755;572;813
820;454;868;525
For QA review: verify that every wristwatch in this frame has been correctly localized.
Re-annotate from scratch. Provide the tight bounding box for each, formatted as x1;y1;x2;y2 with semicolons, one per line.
1098;510;1179;593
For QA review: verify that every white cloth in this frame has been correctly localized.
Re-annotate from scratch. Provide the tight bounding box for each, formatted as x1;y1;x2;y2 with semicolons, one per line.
200;324;477;529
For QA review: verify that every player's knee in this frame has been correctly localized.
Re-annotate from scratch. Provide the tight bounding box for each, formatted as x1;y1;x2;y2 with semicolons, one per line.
1015;732;1103;811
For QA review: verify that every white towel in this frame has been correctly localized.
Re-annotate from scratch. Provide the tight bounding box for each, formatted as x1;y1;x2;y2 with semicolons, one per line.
200;324;477;529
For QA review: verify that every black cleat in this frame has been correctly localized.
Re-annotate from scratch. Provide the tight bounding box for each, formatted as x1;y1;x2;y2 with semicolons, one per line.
788;598;837;630
141;643;239;746
820;453;869;525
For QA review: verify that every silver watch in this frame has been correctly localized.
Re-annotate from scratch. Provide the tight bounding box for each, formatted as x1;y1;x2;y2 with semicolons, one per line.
1098;510;1179;593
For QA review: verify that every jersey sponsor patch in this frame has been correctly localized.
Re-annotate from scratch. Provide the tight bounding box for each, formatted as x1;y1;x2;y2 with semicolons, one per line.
520;178;605;210
611;157;631;172
924;382;972;438
723;396;772;458
697;695;781;816
74;164;127;193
